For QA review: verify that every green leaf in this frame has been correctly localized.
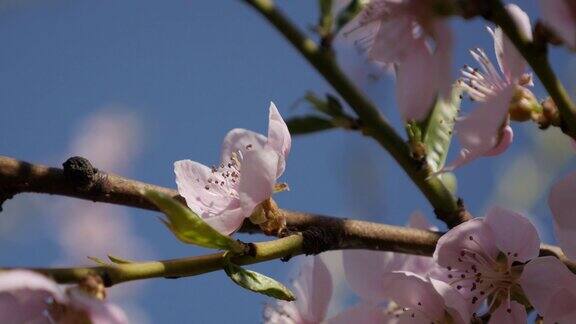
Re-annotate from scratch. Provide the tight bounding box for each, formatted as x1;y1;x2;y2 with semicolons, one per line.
87;256;108;266
318;0;334;38
108;255;135;264
335;0;363;33
144;190;244;253
421;85;462;172
224;261;295;301
303;92;347;118
286;116;335;135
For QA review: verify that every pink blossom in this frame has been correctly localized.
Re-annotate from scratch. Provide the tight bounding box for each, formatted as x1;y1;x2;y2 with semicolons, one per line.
331;272;470;323
433;207;541;321
548;171;576;260
342;212;436;303
0;270;127;324
351;0;453;121
175;102;291;235
538;0;576;50
337;213;471;323
264;256;332;324
445;4;532;172
520;256;576;323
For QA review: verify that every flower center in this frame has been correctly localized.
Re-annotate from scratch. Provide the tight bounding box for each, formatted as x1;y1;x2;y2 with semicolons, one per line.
203;145;255;197
442;235;519;313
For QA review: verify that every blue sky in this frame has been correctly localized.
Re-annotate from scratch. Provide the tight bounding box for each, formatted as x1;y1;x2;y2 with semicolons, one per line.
0;0;574;322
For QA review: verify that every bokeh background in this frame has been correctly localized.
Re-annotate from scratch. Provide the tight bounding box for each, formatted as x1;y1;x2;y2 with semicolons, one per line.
0;0;574;322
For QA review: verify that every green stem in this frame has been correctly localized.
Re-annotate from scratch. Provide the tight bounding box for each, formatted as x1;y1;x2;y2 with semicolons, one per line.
18;235;304;286
242;0;466;227
487;0;576;140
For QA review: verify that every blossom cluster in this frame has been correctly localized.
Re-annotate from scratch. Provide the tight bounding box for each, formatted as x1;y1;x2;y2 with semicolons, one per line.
265;187;576;323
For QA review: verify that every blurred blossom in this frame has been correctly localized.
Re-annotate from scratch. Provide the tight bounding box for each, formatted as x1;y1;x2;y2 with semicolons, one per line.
0;270;128;324
264;255;333;324
48;108;152;323
537;0;576;50
346;0;454;122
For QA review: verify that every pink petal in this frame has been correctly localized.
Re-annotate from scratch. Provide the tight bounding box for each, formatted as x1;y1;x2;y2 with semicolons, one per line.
491;4;531;81
433;218;498;268
68;289;129;324
174;160;234;216
493;27;526;82
0;270;65;323
202;206;246;236
294;256;333;323
408;211;436;231
538;0;576;50
483;125;513;156
506;4;533;41
327;302;390;324
370;17;418;63
520;256;576;322
395;41;438;121
484;206;540;263
488;301;526;324
445;84;515;171
237;148;278;216
430;20;455;100
342;249;406;303
549;171;576;260
543;288;576;323
266;102;291;166
381;272;445;321
174;160;245;235
429;278;471;324
221;128;267;162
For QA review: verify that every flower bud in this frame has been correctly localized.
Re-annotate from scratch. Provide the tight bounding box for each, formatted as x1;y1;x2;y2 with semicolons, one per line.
509;85;540;122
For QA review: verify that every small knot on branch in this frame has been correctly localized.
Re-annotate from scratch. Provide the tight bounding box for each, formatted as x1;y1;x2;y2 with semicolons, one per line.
434;197;472;228
62;156;98;190
301;225;343;255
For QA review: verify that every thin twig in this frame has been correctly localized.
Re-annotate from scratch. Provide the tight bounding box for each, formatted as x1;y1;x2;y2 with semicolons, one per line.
0;155;574;285
240;0;469;228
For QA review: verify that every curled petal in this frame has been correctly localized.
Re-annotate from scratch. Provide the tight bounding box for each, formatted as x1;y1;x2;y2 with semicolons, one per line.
484;206;540;263
520;256;576;322
483;125;513;157
238;148;278;217
267;102;291;163
445;85;515;171
488;300;526;324
549;171;576;260
538;0;576;50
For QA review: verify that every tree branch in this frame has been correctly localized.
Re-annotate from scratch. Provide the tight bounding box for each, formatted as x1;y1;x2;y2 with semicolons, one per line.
485;0;576;140
240;0;469;228
0;155;574;284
